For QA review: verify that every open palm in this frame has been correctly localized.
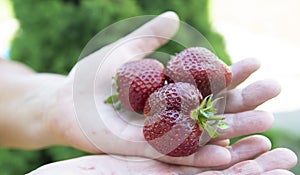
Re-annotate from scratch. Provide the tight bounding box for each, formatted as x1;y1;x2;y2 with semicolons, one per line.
46;12;282;168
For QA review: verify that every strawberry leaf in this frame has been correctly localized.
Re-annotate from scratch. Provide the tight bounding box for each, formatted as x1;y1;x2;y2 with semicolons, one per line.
104;94;119;104
204;124;222;138
192;94;228;139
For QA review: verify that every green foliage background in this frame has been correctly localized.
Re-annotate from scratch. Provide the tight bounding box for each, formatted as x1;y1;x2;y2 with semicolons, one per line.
1;0;298;174
10;0;231;75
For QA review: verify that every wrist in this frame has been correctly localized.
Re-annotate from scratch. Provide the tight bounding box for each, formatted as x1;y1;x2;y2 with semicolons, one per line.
37;74;71;147
11;73;69;149
0;73;65;149
45;76;101;153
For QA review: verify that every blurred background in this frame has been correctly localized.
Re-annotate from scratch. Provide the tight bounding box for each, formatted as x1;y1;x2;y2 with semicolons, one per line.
0;0;299;174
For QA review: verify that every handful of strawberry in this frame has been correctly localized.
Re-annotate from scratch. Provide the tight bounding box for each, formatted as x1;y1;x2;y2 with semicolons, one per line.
105;47;232;157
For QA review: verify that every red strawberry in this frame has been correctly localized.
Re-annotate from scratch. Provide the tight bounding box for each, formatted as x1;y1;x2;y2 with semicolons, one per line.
144;82;202;116
105;59;165;113
165;47;232;97
143;110;202;156
143;83;228;157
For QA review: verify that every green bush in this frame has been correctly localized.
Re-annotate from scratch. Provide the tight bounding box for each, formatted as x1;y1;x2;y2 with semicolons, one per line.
10;0;230;74
4;0;232;174
10;0;140;74
0;146;89;174
0;149;43;175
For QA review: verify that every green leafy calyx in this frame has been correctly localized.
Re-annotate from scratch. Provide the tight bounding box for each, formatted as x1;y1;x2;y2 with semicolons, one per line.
192;95;229;138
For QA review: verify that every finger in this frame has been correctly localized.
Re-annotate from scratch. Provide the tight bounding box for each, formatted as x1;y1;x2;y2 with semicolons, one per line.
195;135;271;173
81;11;179;68
221;135;271;168
212;111;274;141
120;11;180;58
152;145;231;167
222;148;298;175
261;169;295;175
225;79;281;113
139;135;268;168
209;139;230;147
255;148;298;171
199;168;295;175
196;148;297;175
229;58;260;89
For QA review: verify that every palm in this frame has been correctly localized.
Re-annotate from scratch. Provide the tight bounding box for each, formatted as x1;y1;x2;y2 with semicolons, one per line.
53;12;280;167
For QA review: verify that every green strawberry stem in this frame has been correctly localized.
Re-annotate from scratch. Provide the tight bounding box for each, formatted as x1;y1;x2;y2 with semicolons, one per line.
206;116;225;120
192;95;229;138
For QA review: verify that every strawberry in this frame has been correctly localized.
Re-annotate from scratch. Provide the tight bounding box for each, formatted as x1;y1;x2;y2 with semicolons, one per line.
165;47;232;98
143;110;202;156
105;59;166;113
143;83;228;157
144;82;203;116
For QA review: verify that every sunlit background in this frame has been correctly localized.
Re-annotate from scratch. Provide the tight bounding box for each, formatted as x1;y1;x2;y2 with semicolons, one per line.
0;0;299;174
211;0;300;131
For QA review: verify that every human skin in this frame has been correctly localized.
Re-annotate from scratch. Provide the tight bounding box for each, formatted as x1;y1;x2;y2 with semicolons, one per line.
0;12;296;172
28;147;297;175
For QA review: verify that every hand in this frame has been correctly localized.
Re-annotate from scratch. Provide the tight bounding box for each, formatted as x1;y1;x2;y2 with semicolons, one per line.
28;146;297;175
40;12;281;167
0;11;280;167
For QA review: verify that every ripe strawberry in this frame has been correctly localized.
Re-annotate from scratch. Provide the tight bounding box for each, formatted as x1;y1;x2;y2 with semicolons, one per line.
165;47;232;98
105;59;165;113
144;82;203;116
143;83;228;157
143;110;202;156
